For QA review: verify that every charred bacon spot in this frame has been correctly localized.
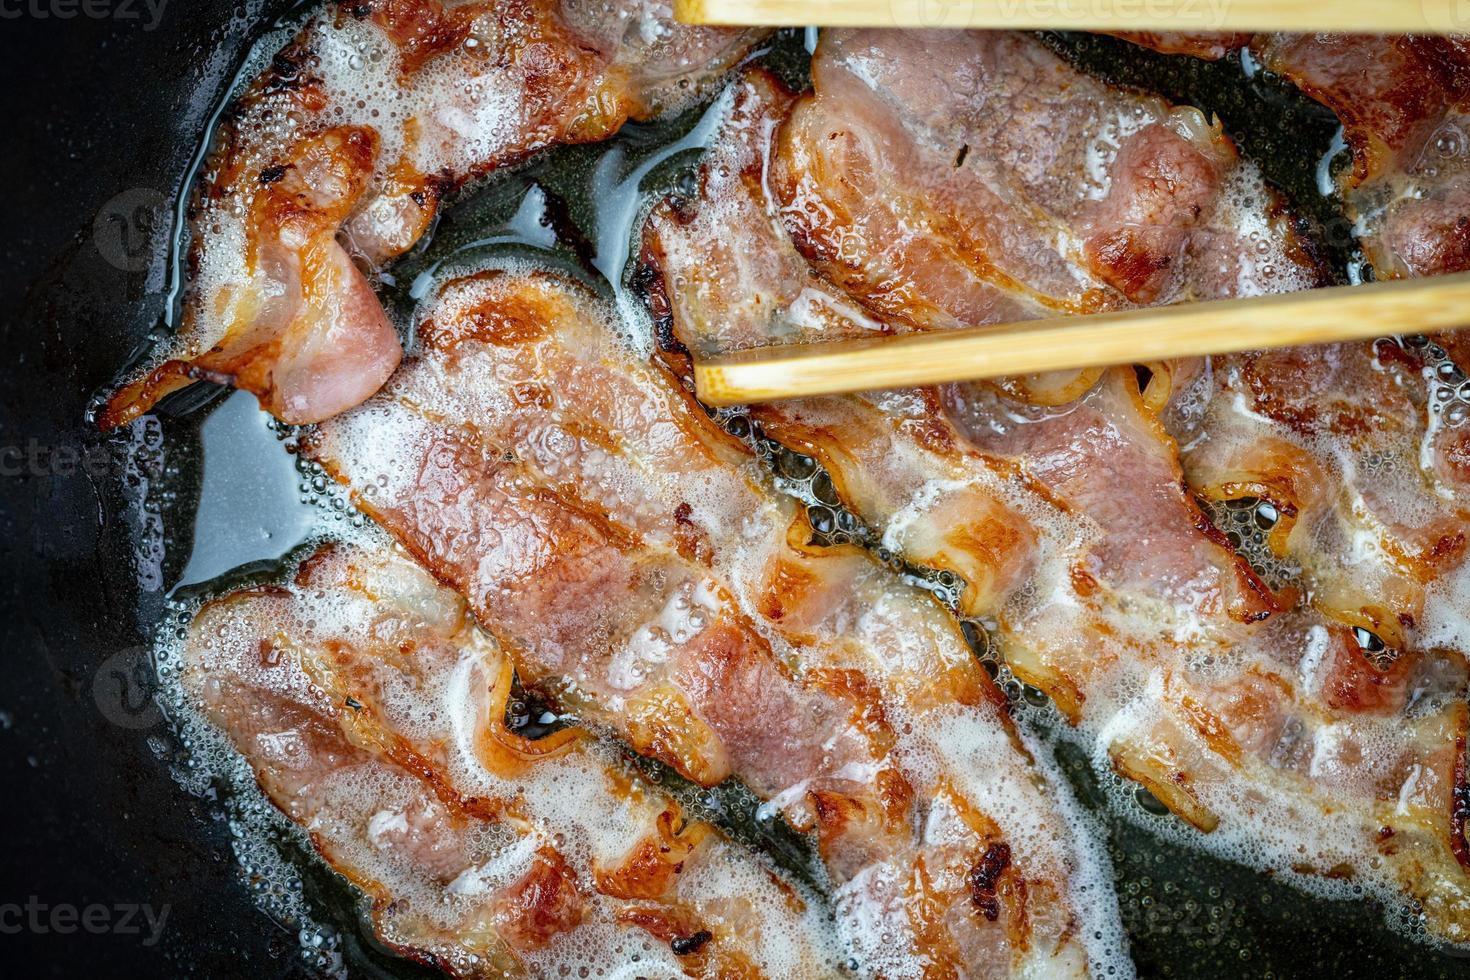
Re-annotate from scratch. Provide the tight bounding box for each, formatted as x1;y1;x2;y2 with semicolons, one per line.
258;165;287;185
670;929;713;955
264;50;310;94
954;143;970;168
631;258;688;362
968;841;1012;921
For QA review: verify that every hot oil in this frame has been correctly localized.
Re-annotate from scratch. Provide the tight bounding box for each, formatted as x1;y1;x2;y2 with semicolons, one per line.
124;17;1465;979
1040;31;1359;283
130;26;840;974
735;408;1470;976
1199;496;1300;592
173;390;318;589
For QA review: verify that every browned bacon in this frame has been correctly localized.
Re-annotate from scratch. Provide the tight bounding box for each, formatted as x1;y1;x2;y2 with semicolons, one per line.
1112;30;1470;281
640;30;1470;942
943;375;1470;937
98;0;760;430
1098;30;1470;655
1253;33;1470;279
183;541;839;977
303;266;1127;976
1101;31;1252;61
1161;340;1470;658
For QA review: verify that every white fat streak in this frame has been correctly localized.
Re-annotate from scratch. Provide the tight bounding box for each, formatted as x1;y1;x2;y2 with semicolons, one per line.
607;575;722;691
880;477;971;555
446;835;543;898
1082;108;1151;202
1211;162;1322;299
1296;624;1332;698
1421;561;1470;653
161;537;841;977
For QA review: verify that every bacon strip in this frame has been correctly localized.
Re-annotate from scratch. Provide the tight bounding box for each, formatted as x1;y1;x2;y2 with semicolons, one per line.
1161;342;1470;656
640;31;1470;943
1208;35;1470;649
1112;30;1470;281
304;267;1127;976
1102;30;1470;654
98;0;760;430
773;30;1316;322
183;540;838;977
1253;33;1470;280
641;33;1316;609
1100;32;1252;61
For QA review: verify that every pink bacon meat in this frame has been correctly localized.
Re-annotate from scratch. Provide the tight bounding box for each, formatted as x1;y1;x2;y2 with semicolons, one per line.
1112;30;1470;281
640;30;1470;942
303;266;1130;977
182;540;842;977
98;0;760;429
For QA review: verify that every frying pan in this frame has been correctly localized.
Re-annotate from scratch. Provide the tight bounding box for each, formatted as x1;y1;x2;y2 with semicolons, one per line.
0;3;1463;976
0;1;316;974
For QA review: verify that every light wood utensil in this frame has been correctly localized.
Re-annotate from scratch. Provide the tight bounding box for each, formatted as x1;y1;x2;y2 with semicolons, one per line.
693;273;1470;406
675;0;1470;34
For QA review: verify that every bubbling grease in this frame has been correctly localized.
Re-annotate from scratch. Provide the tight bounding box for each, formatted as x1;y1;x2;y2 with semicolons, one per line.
163;531;845;978
305;258;1141;977
181;0;747;376
130;10;1470;972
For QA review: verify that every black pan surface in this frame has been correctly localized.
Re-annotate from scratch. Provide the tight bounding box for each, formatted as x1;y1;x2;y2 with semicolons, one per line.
0;2;314;975
1;5;1468;978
